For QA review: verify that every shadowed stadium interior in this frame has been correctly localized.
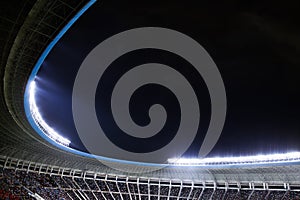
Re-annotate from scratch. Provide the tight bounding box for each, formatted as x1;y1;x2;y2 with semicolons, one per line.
0;0;300;199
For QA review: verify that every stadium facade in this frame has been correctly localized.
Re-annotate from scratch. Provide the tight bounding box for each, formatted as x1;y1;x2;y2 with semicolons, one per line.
0;0;300;199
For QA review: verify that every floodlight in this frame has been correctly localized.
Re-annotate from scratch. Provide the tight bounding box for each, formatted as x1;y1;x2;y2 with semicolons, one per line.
29;81;71;146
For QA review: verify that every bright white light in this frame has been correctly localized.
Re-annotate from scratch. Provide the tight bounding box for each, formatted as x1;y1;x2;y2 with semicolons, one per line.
29;81;71;147
168;152;300;166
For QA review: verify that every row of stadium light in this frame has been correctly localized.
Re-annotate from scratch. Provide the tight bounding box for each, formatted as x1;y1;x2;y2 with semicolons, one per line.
29;80;300;165
29;81;71;147
168;152;300;165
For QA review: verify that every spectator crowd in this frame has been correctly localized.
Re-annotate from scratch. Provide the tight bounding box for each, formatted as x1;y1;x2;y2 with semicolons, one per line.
0;167;299;199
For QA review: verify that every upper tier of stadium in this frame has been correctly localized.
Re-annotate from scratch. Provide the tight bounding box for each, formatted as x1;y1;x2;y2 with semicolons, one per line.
0;0;300;187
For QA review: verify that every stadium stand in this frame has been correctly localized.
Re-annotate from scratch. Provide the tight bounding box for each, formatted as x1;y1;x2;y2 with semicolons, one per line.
1;156;300;199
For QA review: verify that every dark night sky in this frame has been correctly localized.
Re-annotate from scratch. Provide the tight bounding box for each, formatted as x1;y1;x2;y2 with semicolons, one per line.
35;0;300;158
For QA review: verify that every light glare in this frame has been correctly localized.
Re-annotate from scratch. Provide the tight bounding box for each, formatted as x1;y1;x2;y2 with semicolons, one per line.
29;81;71;146
168;152;300;166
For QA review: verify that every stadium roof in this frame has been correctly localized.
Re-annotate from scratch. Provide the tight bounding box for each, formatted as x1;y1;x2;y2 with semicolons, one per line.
0;0;105;171
0;0;300;185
